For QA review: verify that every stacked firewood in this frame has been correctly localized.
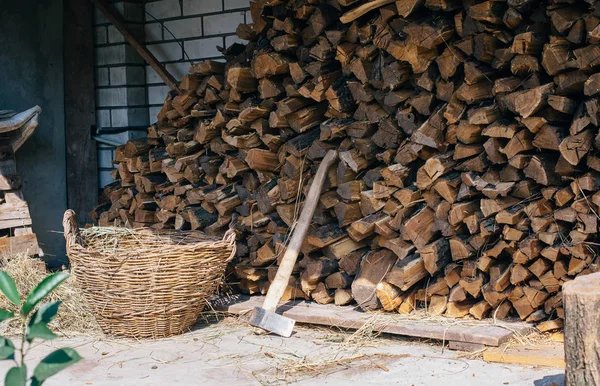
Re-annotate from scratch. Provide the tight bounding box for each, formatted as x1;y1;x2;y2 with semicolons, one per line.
92;0;600;328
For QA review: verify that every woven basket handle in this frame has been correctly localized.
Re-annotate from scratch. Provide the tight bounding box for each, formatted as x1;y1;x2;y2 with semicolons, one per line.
63;209;82;250
222;228;237;262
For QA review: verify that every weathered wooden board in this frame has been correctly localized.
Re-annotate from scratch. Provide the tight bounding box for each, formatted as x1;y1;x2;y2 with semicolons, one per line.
215;295;533;347
0;106;40;134
0;233;40;256
448;341;486;352
0;191;32;230
484;345;565;368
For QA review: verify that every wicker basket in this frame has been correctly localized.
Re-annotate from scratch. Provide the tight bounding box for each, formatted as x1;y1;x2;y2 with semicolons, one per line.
62;210;236;339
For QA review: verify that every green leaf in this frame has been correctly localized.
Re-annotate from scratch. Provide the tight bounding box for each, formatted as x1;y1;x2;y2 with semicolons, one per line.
21;272;69;316
26;302;61;342
32;348;81;383
5;365;26;386
0;309;14;322
29;302;61;326
0;337;15;360
0;272;20;306
27;323;57;342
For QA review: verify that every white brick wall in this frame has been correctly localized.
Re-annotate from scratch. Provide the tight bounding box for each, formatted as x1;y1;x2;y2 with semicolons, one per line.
113;2;145;22
99;170;114;188
145;65;163;84
99;131;145;146
97;147;114;169
148;85;171;105
107;25;125;44
127;87;147;105
145;0;182;19
184;37;222;60
164;18;203;39
97;88;128;107
147;42;183;62
148;106;163;122
127;107;152;126
94;1;149;133
94;27;107;45
110;67;146;86
96;87;146;107
96;45;145;66
128;67;147;85
96;110;111;128
110;107;151;127
166;62;194;80
110;108;130;127
145;23;163;42
183;0;222;15
96;46;125;66
96;68;109;86
225;0;250;10
98;141;116;187
109;67;127;86
225;34;245;48
203;12;245;35
146;62;193;84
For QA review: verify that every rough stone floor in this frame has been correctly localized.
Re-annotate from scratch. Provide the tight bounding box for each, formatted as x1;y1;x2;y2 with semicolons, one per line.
0;318;564;385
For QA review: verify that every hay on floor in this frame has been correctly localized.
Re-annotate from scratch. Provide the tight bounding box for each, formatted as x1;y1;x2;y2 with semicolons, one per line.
0;253;100;336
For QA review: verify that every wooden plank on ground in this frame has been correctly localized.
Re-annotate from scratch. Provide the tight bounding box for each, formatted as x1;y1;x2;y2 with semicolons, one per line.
215;295;532;347
483;345;565;368
448;341;486;352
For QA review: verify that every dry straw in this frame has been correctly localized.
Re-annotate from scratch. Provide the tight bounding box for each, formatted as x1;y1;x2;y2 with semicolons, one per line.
63;210;236;339
0;253;99;336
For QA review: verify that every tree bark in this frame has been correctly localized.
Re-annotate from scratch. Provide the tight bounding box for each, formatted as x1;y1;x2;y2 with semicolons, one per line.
563;272;600;386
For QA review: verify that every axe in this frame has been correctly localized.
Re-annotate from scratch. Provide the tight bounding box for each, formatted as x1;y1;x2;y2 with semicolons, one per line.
248;150;338;337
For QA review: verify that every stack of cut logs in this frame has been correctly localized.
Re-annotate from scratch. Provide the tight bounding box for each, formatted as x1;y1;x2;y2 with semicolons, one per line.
92;0;600;329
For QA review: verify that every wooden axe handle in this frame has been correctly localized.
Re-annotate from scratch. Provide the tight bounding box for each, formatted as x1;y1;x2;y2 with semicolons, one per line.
261;150;338;312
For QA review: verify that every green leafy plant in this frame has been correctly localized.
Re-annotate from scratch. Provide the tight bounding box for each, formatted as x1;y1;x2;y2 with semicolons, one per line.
0;271;81;386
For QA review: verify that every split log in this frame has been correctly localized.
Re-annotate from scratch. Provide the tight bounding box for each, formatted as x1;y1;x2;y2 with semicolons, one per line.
351;249;397;310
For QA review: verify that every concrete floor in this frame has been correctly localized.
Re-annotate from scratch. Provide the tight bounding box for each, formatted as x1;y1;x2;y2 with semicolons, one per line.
0;319;564;385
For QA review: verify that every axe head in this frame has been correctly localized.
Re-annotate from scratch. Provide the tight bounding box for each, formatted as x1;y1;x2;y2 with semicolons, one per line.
248;307;296;337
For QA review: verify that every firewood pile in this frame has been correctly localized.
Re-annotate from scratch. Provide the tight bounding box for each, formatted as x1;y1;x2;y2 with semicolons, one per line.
92;0;600;328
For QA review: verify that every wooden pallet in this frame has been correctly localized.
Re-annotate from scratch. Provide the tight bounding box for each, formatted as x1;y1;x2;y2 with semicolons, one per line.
214;295;533;348
0;107;41;257
0;157;40;256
